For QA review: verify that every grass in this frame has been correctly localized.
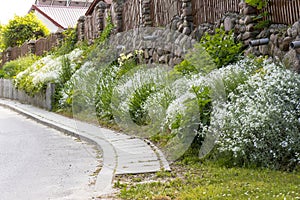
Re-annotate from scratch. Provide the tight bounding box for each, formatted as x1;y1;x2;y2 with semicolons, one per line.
115;161;300;200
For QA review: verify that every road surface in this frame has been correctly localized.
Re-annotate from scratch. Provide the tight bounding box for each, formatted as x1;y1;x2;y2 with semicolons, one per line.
0;106;102;200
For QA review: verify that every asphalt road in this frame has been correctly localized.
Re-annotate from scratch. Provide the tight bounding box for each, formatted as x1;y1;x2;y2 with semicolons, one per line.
0;106;101;200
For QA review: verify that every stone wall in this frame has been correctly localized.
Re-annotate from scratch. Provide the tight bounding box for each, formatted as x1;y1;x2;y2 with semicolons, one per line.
79;0;300;72
237;2;300;73
79;0;240;42
188;2;300;72
0;79;55;111
109;27;196;66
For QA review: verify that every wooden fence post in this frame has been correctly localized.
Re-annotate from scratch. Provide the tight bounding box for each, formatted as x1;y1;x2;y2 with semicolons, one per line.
142;0;152;27
28;40;36;54
180;0;193;35
113;0;124;33
77;16;86;41
5;47;12;63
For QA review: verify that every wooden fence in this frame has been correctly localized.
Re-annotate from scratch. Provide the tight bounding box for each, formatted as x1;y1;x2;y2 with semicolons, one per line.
192;0;240;25
121;0;240;29
1;33;62;67
265;0;300;25
150;0;181;27
122;0;142;31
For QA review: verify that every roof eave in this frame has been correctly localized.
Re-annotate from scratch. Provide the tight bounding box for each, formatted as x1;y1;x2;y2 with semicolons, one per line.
31;4;65;30
85;0;111;16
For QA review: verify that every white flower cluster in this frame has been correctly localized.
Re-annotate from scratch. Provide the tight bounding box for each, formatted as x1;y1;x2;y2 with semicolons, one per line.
163;74;208;133
58;61;96;109
15;49;83;94
112;66;169;126
217;62;300;169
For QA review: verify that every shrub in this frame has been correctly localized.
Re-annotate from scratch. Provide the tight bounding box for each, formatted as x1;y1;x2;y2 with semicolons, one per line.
1;13;49;49
56;61;98;112
95;56;138;122
15;49;83;95
217;62;300;170
54;28;78;56
128;82;157;126
0;55;39;79
200;28;242;68
112;66;169;134
245;0;268;10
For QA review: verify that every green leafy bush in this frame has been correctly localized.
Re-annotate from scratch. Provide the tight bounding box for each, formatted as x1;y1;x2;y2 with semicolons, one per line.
1;13;49;49
54;28;78;56
94;54;138;122
128;83;157;126
200;28;242;68
245;0;268;10
0;55;39;79
112;66;169;134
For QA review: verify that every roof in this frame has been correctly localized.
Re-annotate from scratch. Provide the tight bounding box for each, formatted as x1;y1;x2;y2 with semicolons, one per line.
85;0;112;16
35;0;94;7
31;5;88;29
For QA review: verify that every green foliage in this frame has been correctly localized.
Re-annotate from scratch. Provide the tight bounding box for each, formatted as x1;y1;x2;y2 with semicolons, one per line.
254;19;271;30
96;16;114;44
52;56;74;111
200;28;242;68
54;28;78;56
0;55;39;78
192;86;212;128
0;24;5;52
1;13;49;49
128;83;156;126
172;60;198;76
59;56;73;84
95;58;138;122
245;0;268;10
118;162;300;200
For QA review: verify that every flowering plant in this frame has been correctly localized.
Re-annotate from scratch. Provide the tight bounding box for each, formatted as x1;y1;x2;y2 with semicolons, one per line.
15;49;83;95
217;62;300;170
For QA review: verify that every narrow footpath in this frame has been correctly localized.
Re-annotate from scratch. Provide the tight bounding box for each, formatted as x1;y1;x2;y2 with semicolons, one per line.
0;99;170;197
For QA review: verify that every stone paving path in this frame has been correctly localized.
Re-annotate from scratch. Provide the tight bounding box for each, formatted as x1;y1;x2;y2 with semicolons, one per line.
0;99;170;196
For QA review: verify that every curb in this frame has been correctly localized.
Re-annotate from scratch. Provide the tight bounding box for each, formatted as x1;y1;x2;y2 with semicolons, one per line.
0;101;117;196
0;99;171;197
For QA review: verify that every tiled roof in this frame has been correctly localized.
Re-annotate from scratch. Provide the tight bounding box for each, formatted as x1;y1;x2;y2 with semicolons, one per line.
35;0;94;7
31;5;88;29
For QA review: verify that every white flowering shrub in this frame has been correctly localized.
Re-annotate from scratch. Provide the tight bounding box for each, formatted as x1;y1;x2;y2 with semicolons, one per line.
163;74;208;133
217;63;300;170
95;64;121;121
57;61;98;111
112;66;169;133
94;56;139;122
15;49;83;95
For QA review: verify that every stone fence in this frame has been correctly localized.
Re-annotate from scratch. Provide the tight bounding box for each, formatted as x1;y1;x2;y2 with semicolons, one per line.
0;79;55;111
78;0;300;43
78;0;300;73
1;32;64;67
